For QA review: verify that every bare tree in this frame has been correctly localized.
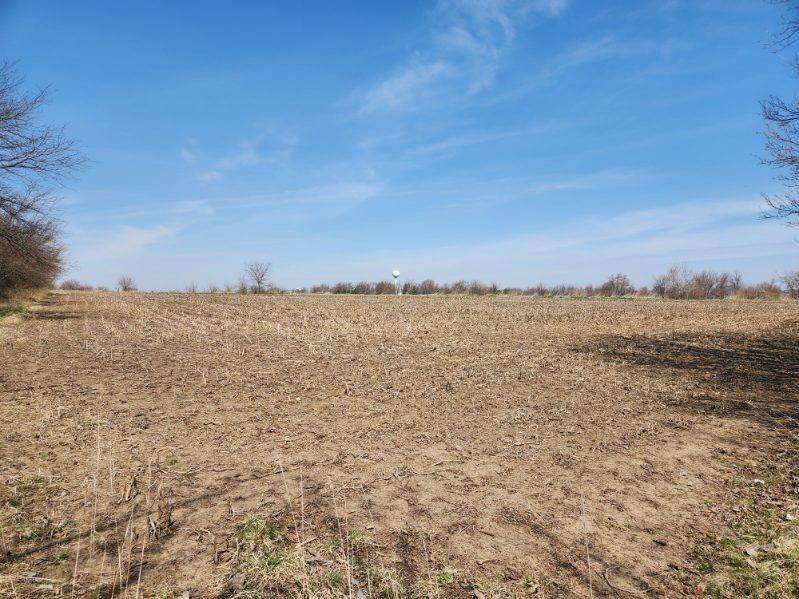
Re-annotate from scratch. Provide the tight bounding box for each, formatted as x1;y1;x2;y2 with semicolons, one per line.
417;279;438;294
762;1;799;224
245;261;271;294
0;63;83;296
782;269;799;298
772;0;799;50
0;214;63;294
117;275;136;291
652;266;742;299
59;279;92;291
599;273;634;296
653;266;691;298
236;275;248;294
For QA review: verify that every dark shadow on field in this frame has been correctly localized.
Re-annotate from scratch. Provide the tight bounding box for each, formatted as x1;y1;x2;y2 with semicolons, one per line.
2;467;279;596
36;294;65;307
27;310;82;320
25;293;85;320
581;319;799;429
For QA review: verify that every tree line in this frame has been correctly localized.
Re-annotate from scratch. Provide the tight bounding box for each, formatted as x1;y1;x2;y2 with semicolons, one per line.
60;261;276;294
308;268;799;299
63;266;799;300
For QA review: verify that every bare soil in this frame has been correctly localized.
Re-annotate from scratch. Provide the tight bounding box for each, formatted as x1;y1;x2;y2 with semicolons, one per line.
0;292;797;597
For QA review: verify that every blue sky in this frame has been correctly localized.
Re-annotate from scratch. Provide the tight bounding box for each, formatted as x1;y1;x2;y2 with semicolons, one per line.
2;0;798;289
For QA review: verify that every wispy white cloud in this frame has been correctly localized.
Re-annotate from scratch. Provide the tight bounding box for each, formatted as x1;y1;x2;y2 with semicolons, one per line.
216;145;268;169
213;181;383;212
553;35;631;71
597;199;762;238
534;0;570;18
180;147;196;163
179;130;291;184
480;32;684;108
180;137;198;163
375;169;644;212
352;0;570;114
528;169;642;195
545;33;686;79
172;200;214;216
359;61;454;113
81;225;177;259
198;126;298;182
406;125;537;155
198;170;222;183
286;182;381;207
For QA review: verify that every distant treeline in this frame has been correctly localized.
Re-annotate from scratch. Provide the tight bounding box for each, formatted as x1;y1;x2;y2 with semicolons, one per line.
306;268;798;299
62;266;799;299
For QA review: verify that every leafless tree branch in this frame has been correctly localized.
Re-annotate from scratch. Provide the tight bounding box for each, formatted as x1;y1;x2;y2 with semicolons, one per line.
245;262;271;294
0;63;83;296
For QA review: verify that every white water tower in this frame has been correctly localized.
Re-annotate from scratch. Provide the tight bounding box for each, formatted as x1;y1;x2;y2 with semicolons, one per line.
392;269;401;295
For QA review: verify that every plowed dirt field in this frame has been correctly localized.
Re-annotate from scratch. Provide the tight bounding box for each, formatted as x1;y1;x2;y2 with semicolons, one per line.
1;292;797;597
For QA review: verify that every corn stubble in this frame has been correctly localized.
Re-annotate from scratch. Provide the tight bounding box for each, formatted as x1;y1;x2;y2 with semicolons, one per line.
0;292;797;597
